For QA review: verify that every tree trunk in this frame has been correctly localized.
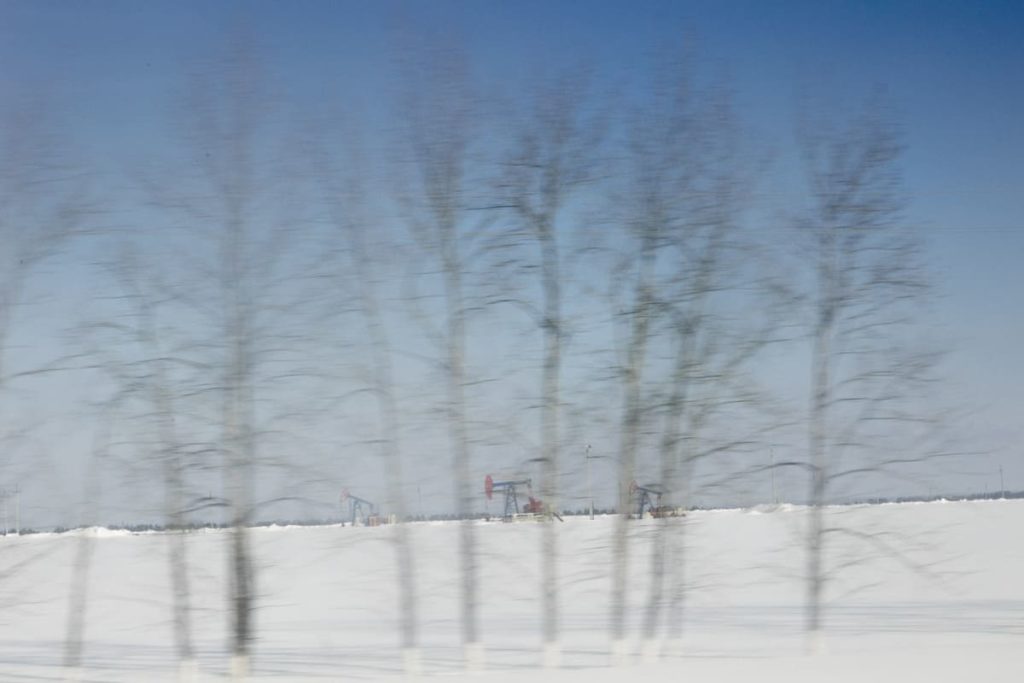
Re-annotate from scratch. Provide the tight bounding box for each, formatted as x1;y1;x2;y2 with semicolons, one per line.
806;240;834;649
610;249;656;654
641;321;696;649
442;243;480;666
357;233;420;666
540;229;561;665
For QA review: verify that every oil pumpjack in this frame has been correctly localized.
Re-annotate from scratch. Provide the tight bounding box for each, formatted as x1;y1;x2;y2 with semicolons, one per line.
629;480;682;518
485;475;561;521
340;488;378;526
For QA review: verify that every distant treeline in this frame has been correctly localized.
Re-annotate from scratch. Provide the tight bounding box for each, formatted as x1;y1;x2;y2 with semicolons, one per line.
9;490;1021;537
845;490;1024;506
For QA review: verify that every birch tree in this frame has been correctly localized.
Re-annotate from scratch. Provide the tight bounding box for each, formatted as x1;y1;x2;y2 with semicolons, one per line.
316;135;421;673
397;45;484;669
0;92;88;647
797;94;933;648
605;60;784;655
100;250;197;677
498;70;601;666
606;64;699;657
641;83;780;653
159;38;301;677
606;64;744;656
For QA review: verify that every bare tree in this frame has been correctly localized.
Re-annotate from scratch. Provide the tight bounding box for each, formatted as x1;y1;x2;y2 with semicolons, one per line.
796;93;933;649
0;92;88;666
396;44;485;669
95;250;198;678
209;56;260;679
605;63;742;655
0;93;85;387
498;70;601;666
605;62;699;658
155;36;304;678
316;133;421;673
642;83;780;653
601;58;786;656
0;91;87;506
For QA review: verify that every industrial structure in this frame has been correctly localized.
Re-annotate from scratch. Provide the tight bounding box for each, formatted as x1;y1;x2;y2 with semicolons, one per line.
340;489;381;526
484;475;560;521
629;480;682;519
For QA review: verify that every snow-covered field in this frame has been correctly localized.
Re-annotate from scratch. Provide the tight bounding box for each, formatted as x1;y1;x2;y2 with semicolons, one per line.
0;500;1021;681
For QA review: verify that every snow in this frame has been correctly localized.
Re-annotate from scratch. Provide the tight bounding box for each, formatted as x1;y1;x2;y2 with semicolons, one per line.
0;500;1021;681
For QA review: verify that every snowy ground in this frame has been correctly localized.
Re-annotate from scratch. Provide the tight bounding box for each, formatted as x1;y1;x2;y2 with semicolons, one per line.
0;499;1021;681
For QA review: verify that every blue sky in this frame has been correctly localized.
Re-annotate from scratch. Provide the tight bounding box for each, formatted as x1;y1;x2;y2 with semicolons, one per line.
1;1;1021;524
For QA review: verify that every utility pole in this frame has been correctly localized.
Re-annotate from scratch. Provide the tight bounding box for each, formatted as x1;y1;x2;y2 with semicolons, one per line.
13;484;19;536
770;447;777;504
585;444;594;520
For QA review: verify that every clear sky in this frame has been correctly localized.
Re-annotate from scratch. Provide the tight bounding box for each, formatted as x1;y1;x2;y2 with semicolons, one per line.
1;1;1021;526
